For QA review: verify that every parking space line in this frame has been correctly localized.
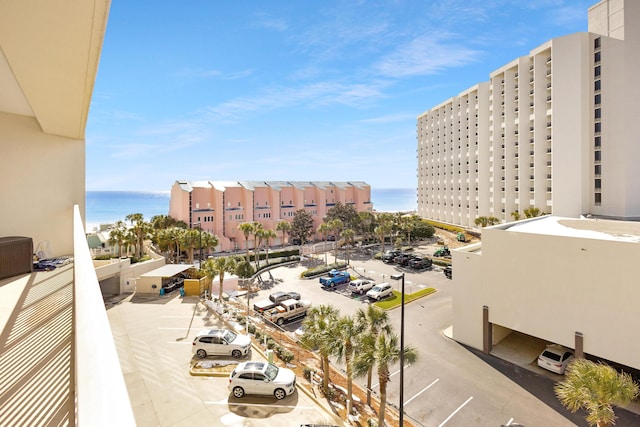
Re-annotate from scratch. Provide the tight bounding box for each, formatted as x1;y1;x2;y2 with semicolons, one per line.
372;364;410;388
437;396;473;427
404;378;439;406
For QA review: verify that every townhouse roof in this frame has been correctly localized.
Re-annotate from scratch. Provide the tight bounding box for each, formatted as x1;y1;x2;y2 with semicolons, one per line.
175;180;370;192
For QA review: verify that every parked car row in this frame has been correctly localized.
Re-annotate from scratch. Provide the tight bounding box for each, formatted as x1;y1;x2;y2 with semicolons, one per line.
381;249;433;270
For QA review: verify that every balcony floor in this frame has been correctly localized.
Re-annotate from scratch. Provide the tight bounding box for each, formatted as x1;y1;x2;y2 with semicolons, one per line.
0;264;74;426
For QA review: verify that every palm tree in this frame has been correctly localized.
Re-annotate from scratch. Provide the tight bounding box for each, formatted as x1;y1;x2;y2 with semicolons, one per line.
238;222;255;262
317;222;330;265
276;220;291;247
355;305;391;406
360;330;418;427
375;213;394;255
107;220;127;257
555;359;639;427
340;228;355;264
201;231;219;257
181;228;201;263
126;213;151;259
253;224;265;269
331;314;364;415
328;218;343;264
262;229;277;265
203;256;237;303
300;304;339;396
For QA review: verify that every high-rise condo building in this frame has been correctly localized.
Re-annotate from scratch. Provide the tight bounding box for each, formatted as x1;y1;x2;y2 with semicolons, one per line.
417;0;640;227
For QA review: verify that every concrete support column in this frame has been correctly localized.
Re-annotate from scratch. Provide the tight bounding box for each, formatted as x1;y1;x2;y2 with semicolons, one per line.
575;331;584;359
483;305;492;354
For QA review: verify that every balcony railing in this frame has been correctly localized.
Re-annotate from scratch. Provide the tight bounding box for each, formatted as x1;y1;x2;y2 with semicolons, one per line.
74;205;136;426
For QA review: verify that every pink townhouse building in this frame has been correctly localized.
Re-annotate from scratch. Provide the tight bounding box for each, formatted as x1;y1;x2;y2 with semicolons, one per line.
169;180;372;252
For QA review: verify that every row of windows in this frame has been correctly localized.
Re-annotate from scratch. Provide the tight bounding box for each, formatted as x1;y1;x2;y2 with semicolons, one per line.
196;216;214;223
594;37;602;207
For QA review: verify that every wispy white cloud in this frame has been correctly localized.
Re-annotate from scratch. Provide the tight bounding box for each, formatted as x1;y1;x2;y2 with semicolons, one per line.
359;112;417;124
201;80;390;123
374;32;482;78
251;12;288;32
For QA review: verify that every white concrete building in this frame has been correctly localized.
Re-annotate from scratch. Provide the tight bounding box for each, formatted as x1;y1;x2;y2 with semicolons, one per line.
443;0;640;372
453;215;640;371
417;0;640;227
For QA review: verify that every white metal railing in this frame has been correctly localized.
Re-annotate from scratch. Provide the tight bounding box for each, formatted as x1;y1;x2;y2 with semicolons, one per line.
73;205;136;426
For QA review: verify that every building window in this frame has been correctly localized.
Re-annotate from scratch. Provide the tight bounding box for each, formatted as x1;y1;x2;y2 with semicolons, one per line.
595;108;601;119
594;66;601;77
595;122;601;133
595;94;601;105
594;51;601;63
595;165;601;175
595;193;601;205
595;136;601;147
594;37;601;49
595;151;602;162
595;179;601;190
595;80;601;91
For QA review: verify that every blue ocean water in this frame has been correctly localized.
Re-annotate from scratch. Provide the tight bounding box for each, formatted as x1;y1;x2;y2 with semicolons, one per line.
85;188;415;232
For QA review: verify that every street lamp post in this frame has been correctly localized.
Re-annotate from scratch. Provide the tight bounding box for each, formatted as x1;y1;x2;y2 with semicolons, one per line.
391;273;405;427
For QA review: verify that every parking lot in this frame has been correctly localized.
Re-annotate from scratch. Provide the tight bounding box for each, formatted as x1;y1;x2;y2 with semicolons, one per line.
107;244;640;427
244;249;579;427
106;293;342;427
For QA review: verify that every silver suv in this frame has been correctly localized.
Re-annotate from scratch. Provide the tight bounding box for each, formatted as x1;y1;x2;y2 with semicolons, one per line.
228;361;296;400
192;329;251;359
366;282;393;301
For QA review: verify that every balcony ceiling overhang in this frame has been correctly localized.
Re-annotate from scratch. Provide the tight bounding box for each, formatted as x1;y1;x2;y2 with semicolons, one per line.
0;0;110;140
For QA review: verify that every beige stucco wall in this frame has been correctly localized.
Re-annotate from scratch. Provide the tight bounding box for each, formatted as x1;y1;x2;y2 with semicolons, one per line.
0;112;84;256
453;217;640;370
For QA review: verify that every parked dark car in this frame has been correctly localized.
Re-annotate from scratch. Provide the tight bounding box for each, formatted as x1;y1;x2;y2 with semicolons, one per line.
382;250;401;263
393;253;412;266
409;257;432;270
444;266;452;279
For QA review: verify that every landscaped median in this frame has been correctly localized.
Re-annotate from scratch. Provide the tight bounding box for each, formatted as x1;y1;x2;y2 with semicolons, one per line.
372;287;437;310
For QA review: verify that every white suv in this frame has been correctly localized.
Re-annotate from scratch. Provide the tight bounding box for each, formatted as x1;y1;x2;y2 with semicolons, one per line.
366;282;393;301
228;361;296;400
348;279;375;294
192;329;251;359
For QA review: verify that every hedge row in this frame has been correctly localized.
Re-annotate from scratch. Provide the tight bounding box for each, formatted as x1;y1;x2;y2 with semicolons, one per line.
300;262;349;278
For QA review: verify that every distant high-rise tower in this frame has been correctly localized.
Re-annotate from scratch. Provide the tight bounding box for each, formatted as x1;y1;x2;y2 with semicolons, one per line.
417;0;640;227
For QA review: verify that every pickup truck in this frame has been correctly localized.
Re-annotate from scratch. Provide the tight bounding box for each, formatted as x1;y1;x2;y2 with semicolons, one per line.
253;299;277;314
319;269;351;288
263;299;311;325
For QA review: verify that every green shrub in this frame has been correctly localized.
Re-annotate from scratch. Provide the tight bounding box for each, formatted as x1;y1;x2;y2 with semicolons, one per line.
247;323;256;334
275;346;294;363
303;367;314;382
266;338;277;349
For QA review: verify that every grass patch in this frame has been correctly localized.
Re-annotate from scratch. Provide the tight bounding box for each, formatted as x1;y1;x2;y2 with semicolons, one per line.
373;287;437;310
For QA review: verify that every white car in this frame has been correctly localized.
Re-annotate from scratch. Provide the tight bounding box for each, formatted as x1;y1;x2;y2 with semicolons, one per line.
537;344;574;374
228;361;296;400
192;329;251;359
366;282;393;301
348;279;375;294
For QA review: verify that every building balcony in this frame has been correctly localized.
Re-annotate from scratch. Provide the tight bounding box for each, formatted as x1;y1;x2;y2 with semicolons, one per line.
0;205;134;426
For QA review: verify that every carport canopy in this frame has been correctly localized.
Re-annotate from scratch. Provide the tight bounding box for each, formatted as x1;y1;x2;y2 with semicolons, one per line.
141;264;193;278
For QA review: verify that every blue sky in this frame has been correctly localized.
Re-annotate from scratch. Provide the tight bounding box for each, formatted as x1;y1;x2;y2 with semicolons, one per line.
86;0;595;192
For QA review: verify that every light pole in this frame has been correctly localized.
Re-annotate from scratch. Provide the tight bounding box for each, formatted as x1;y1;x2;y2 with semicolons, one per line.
391;273;405;427
193;222;202;269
